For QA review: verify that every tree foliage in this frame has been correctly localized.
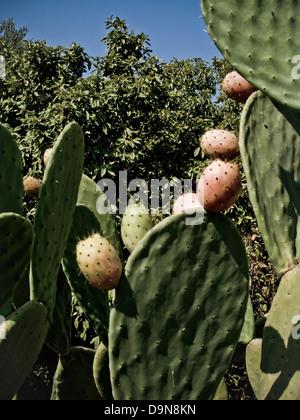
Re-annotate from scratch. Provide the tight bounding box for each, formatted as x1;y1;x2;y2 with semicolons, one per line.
0;17;242;186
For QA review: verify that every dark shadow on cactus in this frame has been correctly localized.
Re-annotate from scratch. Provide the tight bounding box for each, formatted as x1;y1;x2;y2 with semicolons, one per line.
113;273;138;319
261;326;300;400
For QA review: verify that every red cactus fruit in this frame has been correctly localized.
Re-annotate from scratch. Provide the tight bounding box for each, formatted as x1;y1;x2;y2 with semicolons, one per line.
200;129;239;160
222;71;257;102
198;160;242;213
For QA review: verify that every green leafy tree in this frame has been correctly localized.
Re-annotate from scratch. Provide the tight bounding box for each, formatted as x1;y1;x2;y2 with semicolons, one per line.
0;16;239;189
0;18;29;59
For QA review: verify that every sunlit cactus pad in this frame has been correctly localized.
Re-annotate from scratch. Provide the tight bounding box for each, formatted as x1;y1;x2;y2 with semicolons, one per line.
202;0;300;110
30;122;84;321
109;212;249;400
239;91;300;276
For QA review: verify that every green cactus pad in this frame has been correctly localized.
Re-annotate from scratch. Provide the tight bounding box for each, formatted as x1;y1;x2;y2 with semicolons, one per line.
30;122;84;321
239;295;255;345
0;301;49;400
121;202;153;253
202;0;300;110
51;346;101;400
93;342;113;400
239;91;300;276
45;267;72;356
247;266;300;400
109;212;249;400
77;174;123;260
62;205;110;345
0;213;34;316
0;124;23;214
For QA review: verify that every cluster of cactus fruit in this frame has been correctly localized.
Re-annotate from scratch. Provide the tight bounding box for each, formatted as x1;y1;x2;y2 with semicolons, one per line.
0;0;299;400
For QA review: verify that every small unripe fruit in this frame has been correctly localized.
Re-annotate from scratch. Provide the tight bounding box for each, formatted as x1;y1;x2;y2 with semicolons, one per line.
23;176;41;198
200;129;239;160
222;71;257;102
76;233;122;291
172;193;202;214
198;160;242;213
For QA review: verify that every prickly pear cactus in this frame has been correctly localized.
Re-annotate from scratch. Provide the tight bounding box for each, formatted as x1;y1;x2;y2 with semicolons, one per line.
109;211;250;400
0;123;23;215
62;205;110;346
0;301;49;400
121;202;153;253
239;91;300;277
246;266;300;400
77;174;123;259
201;0;300;110
51;346;101;400
93;342;113;400
0;213;34;316
30;122;84;322
44;267;72;357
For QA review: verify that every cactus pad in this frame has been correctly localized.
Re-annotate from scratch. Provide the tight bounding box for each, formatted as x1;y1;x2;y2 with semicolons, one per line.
109;212;249;400
77;174;123;259
202;0;300;110
0;301;49;400
0;124;23;214
62;205;110;345
45;267;72;356
30;122;84;321
0;213;34;316
239;91;300;276
246;266;300;400
51;346;101;400
93;342;113;400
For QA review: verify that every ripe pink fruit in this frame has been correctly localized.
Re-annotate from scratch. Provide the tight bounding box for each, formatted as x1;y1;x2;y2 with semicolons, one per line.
172;193;202;214
198;160;242;213
76;234;122;291
200;129;239;160
222;71;257;102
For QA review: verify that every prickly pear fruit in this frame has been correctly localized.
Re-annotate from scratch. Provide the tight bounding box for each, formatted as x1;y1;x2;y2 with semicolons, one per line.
121;202;153;254
76;233;122;291
172;192;202;214
222;71;257;103
23;176;41;198
199;160;242;213
43;148;53;167
200;129;239;160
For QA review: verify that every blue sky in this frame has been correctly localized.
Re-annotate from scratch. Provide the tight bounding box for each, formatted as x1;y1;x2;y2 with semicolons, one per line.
1;0;221;64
